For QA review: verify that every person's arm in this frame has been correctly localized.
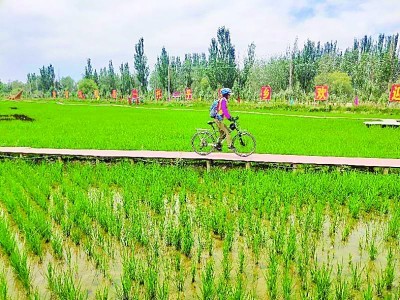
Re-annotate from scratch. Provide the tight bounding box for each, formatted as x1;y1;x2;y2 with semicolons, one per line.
221;99;231;120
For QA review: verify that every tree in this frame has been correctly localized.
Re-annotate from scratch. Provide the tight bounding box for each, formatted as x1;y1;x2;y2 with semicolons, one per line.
119;62;132;96
237;43;256;95
183;54;193;88
207;26;237;89
39;64;55;94
314;71;352;100
84;58;93;80
108;60;117;90
134;37;150;93
155;47;169;91
78;78;98;96
60;76;76;92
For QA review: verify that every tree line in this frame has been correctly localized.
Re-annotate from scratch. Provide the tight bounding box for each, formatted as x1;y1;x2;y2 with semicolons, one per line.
1;27;399;103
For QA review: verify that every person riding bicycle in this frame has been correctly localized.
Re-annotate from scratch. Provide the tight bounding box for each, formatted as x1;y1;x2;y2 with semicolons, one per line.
214;88;235;151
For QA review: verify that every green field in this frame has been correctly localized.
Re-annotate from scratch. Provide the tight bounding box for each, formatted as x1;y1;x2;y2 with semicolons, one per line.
1;100;400;158
0;160;400;299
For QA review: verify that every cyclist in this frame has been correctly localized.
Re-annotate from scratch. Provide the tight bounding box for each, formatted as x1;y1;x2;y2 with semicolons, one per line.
214;88;235;151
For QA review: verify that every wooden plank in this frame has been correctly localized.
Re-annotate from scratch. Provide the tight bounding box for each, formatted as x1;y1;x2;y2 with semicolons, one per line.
0;147;400;168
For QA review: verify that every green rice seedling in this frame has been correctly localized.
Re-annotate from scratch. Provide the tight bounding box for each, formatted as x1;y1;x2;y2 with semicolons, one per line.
47;263;87;300
9;249;31;293
95;286;109;300
197;236;203;264
314;263;332;300
285;224;296;262
363;279;373;300
368;239;378;261
0;270;7;300
341;224;351;242
384;248;395;290
266;251;278;300
350;261;363;291
375;271;385;298
51;232;63;260
119;274;132;300
145;262;158;300
191;260;196;283
176;267;185;293
201;260;215;300
231;274;246;300
222;246;232;281
283;268;293;300
157;280;169;300
238;247;245;274
348;196;361;219
207;234;213;257
238;215;245;236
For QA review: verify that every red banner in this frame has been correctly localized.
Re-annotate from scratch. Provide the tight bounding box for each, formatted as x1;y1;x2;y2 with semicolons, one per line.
315;85;329;101
260;86;272;101
78;90;84;99
185;88;192;100
111;89;117;99
155;89;162;100
131;89;139;100
389;84;400;102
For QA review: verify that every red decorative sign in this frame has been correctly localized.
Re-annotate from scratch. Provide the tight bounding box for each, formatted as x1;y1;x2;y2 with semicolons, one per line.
260;86;272;101
185;88;192;100
389;84;400;102
172;91;181;98
155;89;162;100
315;85;329;101
78;90;84;99
111;89;117;99
131;89;139;100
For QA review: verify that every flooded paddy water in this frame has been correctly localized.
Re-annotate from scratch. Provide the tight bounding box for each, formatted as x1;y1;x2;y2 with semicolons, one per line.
0;160;399;299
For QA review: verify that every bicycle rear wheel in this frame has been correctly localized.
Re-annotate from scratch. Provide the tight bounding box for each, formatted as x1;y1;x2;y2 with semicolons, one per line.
232;132;256;157
191;131;215;155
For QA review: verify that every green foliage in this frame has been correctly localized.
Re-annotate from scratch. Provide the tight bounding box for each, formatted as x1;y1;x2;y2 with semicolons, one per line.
134;37;150;93
60;76;76;92
315;71;353;100
207;26;237;89
77;78;98;96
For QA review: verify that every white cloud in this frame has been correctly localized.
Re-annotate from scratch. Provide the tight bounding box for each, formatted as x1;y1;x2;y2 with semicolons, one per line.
0;0;399;82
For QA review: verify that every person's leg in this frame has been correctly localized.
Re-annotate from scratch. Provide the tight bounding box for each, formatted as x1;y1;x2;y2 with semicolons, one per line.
216;120;232;148
215;120;226;145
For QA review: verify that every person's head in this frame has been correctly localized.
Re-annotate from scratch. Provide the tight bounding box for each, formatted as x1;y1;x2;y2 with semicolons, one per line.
221;88;232;99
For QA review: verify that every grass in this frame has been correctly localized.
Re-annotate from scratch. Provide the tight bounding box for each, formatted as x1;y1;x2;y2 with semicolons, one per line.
1;100;400;157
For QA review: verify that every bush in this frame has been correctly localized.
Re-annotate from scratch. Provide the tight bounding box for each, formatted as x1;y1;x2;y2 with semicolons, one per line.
77;78;98;97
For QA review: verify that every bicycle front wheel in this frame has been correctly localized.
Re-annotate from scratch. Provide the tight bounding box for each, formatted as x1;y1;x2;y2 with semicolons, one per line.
191;131;215;155
232;132;256;157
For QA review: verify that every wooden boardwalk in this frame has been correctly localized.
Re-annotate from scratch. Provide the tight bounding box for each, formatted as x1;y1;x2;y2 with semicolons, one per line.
0;147;400;169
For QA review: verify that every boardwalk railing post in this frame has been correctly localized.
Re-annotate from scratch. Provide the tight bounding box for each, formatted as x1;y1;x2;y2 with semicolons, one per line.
383;168;389;175
206;160;211;172
245;162;251;170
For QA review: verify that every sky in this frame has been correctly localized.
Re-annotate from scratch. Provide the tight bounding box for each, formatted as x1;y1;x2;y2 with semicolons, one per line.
0;0;399;82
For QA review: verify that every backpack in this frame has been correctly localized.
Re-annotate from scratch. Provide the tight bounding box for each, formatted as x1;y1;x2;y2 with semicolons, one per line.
209;99;221;119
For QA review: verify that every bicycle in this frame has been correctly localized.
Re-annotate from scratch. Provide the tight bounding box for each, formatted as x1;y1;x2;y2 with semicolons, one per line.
191;116;256;157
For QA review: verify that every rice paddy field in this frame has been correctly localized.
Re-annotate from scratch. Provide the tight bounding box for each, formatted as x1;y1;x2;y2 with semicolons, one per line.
1;99;400;299
1;100;400;158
